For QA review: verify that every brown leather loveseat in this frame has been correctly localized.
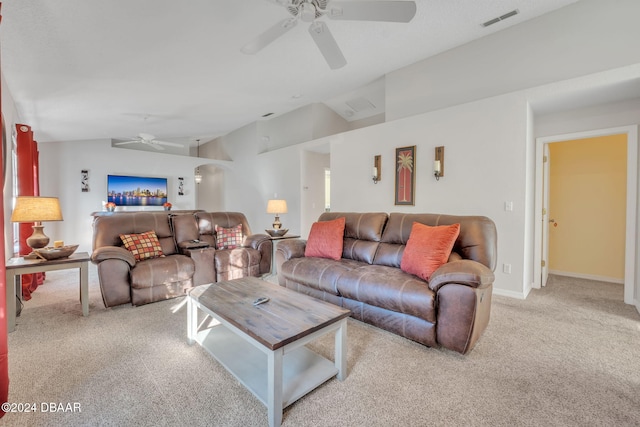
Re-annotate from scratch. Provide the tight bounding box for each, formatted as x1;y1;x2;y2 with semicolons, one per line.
276;212;497;354
91;211;271;307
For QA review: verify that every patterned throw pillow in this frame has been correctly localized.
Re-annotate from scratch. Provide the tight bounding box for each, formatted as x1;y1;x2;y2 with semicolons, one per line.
120;230;164;261
215;224;243;249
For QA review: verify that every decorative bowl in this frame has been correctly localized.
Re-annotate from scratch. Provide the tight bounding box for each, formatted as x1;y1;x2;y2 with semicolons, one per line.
34;244;79;260
265;229;288;237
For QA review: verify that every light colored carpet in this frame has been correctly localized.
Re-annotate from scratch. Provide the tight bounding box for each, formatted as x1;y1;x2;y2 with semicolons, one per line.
5;267;640;426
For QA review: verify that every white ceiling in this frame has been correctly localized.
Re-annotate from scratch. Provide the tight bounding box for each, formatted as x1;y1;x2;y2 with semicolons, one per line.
1;0;580;146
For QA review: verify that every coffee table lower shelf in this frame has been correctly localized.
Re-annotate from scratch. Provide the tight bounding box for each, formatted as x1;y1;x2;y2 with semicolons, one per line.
196;325;339;408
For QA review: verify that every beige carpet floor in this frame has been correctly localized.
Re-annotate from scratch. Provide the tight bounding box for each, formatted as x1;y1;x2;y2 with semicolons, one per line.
4;266;640;426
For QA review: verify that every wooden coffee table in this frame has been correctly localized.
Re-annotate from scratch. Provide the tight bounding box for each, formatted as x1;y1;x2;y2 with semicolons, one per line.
187;276;350;427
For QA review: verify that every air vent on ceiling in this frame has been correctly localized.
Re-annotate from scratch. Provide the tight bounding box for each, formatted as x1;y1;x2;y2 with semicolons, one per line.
346;97;376;113
482;9;519;27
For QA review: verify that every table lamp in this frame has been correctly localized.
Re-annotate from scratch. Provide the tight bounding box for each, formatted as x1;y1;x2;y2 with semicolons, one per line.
11;196;63;251
266;199;287;230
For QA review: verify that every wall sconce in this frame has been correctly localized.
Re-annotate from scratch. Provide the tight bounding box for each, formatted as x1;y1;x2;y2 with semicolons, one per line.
434;146;445;181
372;155;381;184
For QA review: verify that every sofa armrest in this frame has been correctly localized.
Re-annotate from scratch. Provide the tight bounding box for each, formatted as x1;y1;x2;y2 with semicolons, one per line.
244;234;273;275
275;239;306;275
276;239;306;261
428;260;495;292
91;246;136;267
244;233;270;249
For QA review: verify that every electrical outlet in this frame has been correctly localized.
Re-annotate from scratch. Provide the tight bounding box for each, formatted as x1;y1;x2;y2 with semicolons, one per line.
503;263;512;274
504;201;513;212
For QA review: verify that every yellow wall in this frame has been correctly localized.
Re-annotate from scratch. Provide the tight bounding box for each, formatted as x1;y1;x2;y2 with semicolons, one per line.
548;134;627;281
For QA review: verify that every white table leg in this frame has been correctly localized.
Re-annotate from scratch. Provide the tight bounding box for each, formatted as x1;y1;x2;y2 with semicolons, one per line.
187;296;197;345
267;348;284;427
335;319;347;381
80;262;89;317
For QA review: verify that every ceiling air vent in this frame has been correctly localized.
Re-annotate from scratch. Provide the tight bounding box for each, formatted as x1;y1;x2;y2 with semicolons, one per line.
346;97;376;113
482;9;519;27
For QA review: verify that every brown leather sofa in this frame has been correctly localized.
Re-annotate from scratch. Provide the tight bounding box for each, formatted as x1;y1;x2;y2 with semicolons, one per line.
276;212;497;354
91;211;271;307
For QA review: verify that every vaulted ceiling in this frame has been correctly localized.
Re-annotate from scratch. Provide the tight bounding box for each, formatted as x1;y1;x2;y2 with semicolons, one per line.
1;0;579;145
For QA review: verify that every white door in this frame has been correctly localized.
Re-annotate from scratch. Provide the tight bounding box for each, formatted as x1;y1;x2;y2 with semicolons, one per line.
541;144;550;287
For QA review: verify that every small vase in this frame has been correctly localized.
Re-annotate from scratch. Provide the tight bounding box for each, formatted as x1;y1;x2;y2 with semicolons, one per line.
164;207;171;211
107;207;115;212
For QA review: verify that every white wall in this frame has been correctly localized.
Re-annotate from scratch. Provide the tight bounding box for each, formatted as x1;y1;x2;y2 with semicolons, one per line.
301;150;330;238
37;139;223;253
329;93;529;297
386;0;640;122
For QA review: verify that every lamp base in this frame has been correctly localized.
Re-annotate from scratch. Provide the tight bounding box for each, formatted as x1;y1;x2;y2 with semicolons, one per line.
272;215;282;230
27;225;50;250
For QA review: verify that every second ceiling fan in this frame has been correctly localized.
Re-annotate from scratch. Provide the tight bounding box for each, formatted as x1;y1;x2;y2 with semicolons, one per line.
242;0;417;69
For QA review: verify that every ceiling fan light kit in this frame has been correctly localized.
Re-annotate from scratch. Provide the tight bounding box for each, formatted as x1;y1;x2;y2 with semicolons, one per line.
243;0;417;69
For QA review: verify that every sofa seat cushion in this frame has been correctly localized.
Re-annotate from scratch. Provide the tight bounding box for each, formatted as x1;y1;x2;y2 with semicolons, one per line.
130;255;195;289
336;265;436;323
214;247;261;279
279;257;365;295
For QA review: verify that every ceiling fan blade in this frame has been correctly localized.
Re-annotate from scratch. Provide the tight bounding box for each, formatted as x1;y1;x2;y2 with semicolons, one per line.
153;140;184;148
143;142;165;151
308;21;346;70
138;132;156;141
326;1;417;23
114;140;140;146
241;18;298;54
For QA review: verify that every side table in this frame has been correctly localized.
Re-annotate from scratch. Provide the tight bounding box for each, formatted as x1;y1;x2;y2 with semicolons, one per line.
268;235;300;276
5;252;91;333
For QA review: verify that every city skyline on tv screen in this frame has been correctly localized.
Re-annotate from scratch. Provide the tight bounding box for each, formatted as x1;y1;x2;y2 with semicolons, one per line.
107;175;167;206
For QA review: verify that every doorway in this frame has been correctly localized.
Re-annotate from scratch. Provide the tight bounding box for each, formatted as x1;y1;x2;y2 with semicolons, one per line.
534;126;638;306
547;135;627;283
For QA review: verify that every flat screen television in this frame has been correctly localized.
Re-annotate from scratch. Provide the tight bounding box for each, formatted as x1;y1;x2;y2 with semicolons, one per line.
107;174;168;207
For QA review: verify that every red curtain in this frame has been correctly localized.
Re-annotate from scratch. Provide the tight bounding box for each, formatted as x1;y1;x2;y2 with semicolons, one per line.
1;3;10;417
15;124;45;300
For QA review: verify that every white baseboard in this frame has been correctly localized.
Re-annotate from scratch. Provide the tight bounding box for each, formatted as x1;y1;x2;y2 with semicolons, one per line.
548;270;624;284
492;287;528;300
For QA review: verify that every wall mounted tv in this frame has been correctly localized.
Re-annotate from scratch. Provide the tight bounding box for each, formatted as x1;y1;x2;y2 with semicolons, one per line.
107;175;168;207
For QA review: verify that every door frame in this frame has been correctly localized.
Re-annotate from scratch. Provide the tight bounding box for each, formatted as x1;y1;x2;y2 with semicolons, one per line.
533;125;638;305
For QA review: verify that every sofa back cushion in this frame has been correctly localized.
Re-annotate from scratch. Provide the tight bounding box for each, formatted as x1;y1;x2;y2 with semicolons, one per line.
317;212;388;264
92;212;177;256
376;213;497;270
172;213;200;243
196;212;252;248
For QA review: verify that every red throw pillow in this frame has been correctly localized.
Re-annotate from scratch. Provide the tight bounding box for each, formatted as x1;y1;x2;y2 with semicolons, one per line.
305;217;346;260
400;222;460;281
215;224;243;249
120;230;164;261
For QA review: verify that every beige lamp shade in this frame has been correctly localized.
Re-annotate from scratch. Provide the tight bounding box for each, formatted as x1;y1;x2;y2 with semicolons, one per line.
266;199;288;214
11;196;63;223
11;196;64;251
266;199;287;230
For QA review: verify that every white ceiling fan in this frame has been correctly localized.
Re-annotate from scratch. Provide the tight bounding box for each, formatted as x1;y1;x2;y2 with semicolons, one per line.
241;0;417;69
114;133;184;151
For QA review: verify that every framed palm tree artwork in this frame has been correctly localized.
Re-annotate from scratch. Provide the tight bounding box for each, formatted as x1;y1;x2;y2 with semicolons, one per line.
395;145;416;205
